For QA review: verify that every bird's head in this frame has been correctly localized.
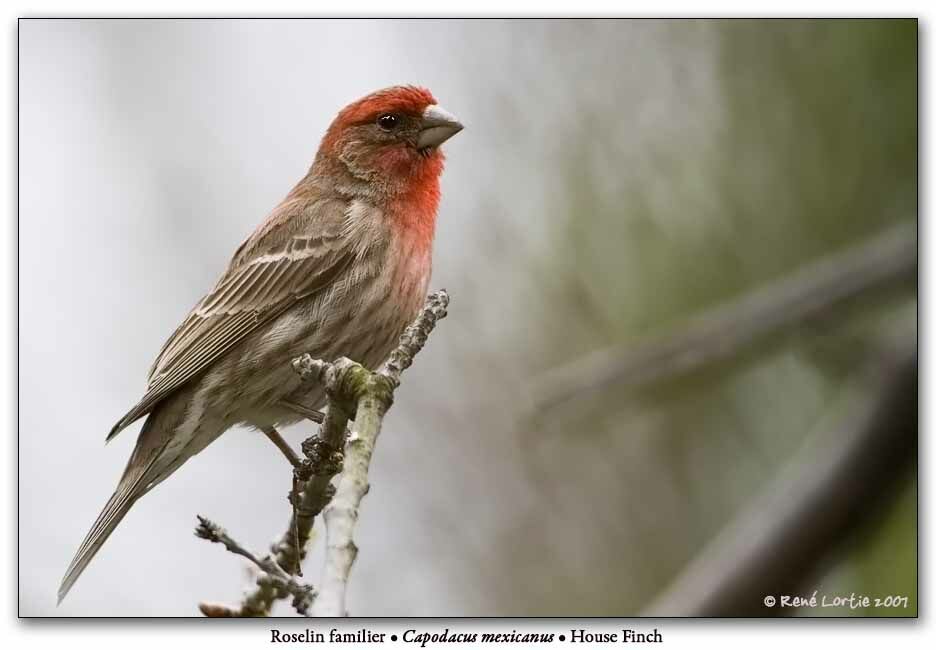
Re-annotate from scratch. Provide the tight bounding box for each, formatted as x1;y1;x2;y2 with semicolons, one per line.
315;86;463;193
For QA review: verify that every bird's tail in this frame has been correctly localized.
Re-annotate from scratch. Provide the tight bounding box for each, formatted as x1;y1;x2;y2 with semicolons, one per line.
58;421;164;605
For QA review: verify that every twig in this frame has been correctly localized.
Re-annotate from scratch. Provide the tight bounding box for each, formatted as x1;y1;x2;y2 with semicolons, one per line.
276;406;348;574
195;516;317;616
216;407;346;616
643;340;917;616
531;223;916;416
223;373;352;615
380;290;451;385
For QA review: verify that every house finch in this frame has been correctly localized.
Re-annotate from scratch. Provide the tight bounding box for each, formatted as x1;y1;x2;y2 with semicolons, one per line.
58;85;462;603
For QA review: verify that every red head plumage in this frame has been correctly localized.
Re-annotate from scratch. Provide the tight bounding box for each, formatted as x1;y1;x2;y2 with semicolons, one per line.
334;86;438;128
311;86;461;252
319;85;439;157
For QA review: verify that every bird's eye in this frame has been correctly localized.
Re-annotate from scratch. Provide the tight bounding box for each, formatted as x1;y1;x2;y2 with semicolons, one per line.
377;114;399;131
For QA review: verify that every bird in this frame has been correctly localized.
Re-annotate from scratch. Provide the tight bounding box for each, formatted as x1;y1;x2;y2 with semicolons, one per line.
58;85;463;603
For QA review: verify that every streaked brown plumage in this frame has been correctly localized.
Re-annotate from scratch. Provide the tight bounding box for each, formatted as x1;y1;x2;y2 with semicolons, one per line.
59;86;462;603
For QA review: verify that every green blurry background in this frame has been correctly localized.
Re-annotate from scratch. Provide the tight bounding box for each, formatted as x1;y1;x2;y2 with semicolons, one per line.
496;19;917;617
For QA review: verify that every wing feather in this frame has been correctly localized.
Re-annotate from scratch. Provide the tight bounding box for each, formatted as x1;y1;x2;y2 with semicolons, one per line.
107;197;356;441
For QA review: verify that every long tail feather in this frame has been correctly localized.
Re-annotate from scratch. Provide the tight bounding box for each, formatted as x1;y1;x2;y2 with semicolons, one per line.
57;442;163;604
57;484;138;603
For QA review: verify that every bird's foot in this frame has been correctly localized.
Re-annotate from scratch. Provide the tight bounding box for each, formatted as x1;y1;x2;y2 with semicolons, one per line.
261;426;302;468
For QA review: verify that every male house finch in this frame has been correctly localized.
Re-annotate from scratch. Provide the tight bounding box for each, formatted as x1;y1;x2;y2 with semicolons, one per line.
59;85;462;603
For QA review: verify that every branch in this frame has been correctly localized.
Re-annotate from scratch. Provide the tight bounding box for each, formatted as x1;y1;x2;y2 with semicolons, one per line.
194;516;316;617
211;405;347;617
295;290;450;616
643;340;917;616
531;223;916;416
275;403;348;575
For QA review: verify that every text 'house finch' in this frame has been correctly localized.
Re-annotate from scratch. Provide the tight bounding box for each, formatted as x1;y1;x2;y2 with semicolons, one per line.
59;86;463;603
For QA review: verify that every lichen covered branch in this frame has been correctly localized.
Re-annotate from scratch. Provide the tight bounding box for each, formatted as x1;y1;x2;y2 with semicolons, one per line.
308;359;392;616
302;290;450;616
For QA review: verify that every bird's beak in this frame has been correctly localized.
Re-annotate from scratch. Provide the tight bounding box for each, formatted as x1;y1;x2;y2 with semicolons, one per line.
417;105;463;150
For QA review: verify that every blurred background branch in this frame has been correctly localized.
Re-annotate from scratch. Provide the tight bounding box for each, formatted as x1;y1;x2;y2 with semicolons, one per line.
644;338;916;616
531;222;916;418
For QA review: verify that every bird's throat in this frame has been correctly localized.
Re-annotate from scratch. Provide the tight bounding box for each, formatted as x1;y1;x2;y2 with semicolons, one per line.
387;153;444;255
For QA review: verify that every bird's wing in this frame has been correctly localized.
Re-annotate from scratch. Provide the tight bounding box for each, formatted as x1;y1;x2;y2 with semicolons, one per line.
107;196;354;441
